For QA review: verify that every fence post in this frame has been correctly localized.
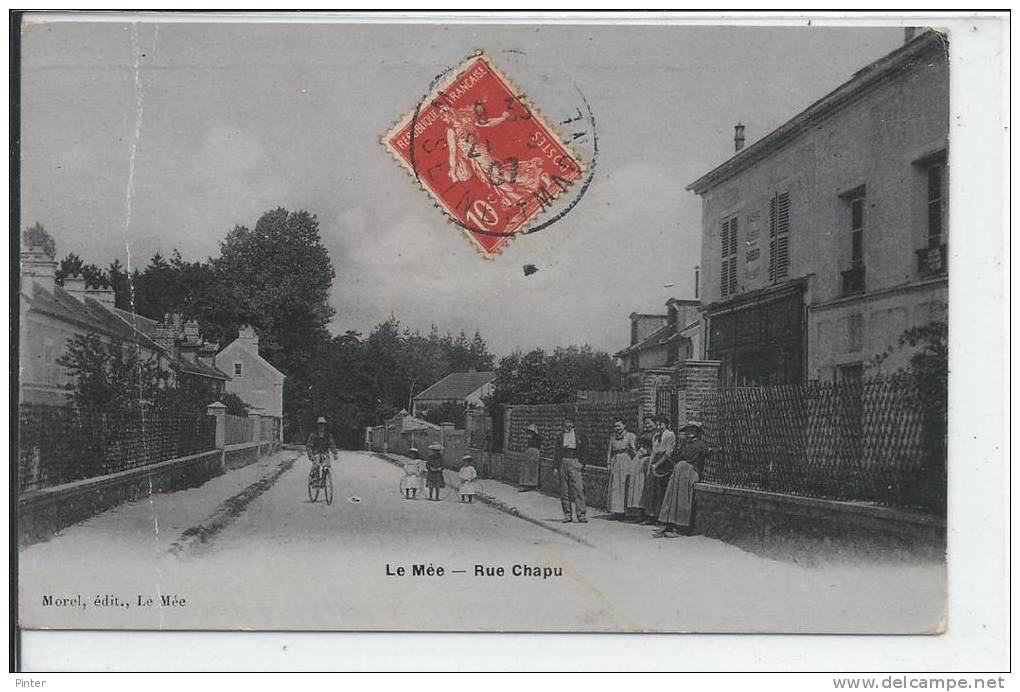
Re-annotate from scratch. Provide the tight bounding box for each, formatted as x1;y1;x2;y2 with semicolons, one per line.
207;402;227;449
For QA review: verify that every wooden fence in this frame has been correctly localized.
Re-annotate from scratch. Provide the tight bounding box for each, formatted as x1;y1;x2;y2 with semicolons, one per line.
225;414;254;446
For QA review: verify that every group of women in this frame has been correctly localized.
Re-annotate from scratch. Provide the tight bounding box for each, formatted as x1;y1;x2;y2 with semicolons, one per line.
606;416;707;538
516;416;707;538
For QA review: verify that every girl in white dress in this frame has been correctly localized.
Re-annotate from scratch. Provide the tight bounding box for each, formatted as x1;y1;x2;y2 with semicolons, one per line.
458;454;479;503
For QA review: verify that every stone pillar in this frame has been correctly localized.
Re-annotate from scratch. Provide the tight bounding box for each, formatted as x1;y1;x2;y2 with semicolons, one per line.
206;401;227;449
675;360;721;429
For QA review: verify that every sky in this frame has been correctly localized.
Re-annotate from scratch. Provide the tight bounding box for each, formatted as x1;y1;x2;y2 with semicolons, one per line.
19;17;904;355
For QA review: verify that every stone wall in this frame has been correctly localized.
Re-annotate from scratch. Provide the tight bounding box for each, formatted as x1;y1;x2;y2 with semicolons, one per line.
694;483;946;559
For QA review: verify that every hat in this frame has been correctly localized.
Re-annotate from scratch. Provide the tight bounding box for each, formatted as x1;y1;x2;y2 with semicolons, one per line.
427;442;443;451
526;423;539;433
679;421;704;433
461;454;473;462
316;416;327;424
409;447;419;453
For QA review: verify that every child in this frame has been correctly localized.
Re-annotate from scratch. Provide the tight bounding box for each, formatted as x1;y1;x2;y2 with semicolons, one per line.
425;442;445;501
402;448;423;499
458;455;478;503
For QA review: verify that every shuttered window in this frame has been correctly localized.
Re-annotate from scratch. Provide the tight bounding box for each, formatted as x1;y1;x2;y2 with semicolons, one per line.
768;191;791;284
720;216;738;298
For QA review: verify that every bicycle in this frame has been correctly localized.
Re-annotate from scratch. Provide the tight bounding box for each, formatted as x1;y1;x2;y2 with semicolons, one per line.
308;452;335;505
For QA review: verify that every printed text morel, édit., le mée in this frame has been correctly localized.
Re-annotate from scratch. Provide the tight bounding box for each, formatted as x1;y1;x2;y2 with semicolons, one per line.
40;593;187;609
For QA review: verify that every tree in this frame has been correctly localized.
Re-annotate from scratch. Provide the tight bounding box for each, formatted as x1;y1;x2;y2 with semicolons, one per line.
488;346;623;405
212;208;335;372
57;334;168;415
56;253;110;288
219;392;252;417
22;222;56;256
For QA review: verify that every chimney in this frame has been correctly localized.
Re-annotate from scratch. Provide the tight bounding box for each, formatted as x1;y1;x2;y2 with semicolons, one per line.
237;324;259;353
86;287;116;309
734;123;746;153
20;245;58;298
197;342;219;368
63;274;88;301
183;320;200;342
154;317;180;357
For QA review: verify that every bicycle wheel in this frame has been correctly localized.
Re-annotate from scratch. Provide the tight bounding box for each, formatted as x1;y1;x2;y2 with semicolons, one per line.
323;468;334;505
308;475;319;502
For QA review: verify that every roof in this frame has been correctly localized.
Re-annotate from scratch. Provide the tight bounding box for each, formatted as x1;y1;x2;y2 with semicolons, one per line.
614;323;679;358
24;284;167;356
686;30;946;195
23;288;230;382
401;415;440;433
112;308;157;337
413;371;496;402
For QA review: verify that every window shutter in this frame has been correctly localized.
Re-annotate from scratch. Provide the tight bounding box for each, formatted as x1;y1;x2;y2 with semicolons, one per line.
768;192;790;283
720;218;739;298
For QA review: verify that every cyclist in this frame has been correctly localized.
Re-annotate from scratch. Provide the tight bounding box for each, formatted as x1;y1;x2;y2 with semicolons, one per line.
306;416;338;484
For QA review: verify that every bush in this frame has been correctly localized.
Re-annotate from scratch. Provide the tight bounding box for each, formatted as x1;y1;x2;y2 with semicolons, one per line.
220;392;252;417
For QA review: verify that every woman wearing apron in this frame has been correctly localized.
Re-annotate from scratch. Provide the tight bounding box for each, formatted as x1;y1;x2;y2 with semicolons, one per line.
606;420;636;519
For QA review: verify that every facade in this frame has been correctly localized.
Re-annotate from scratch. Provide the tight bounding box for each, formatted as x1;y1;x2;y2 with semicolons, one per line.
615;299;702;380
18;245;226;406
412;371;496;418
686;31;949;385
217;325;286;420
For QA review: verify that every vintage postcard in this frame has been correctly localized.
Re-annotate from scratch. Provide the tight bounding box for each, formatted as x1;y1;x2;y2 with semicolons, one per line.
16;14;956;635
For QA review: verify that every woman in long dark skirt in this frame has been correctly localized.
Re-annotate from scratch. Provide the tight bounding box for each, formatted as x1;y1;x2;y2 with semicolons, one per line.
641;415;676;525
520;423;542;492
655;422;708;537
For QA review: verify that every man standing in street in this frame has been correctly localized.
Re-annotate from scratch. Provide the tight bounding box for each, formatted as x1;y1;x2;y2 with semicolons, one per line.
555;416;587;523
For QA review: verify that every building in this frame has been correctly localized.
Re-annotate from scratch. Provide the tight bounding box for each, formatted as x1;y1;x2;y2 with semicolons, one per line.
686;30;949;385
18;244;230;406
615;298;702;382
217;325;286;422
412;370;496;419
143;313;230;399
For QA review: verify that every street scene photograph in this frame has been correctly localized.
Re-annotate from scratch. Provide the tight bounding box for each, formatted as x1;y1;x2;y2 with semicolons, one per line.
16;15;960;637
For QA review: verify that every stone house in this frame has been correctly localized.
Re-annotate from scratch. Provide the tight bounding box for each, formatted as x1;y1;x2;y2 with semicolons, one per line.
615;298;702;379
19;244;230;406
217;326;286;426
686;30;949;385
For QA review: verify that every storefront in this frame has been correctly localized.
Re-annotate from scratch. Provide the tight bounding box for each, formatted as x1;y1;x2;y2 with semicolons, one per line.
705;281;806;386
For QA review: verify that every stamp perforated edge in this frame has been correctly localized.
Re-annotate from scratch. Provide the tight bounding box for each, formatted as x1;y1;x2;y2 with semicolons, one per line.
380;50;588;260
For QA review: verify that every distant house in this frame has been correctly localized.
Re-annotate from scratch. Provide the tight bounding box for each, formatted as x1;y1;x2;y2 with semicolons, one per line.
18;243;229;406
614;298;702;384
412;370;496;419
217;325;285;423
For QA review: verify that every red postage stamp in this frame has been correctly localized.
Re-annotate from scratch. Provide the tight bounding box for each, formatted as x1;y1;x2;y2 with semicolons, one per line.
383;53;585;258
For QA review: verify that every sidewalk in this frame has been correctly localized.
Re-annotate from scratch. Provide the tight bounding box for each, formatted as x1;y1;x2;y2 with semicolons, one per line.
20;448;301;561
380;451;672;549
